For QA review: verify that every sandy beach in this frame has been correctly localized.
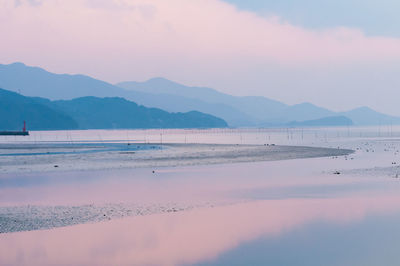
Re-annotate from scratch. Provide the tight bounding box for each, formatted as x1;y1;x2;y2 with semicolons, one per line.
0;143;353;174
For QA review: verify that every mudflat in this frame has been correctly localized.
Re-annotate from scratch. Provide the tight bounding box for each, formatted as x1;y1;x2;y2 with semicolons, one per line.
0;143;353;174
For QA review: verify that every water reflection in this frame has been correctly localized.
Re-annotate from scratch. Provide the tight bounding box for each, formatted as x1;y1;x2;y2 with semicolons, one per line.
1;194;400;265
197;210;400;266
0;156;385;206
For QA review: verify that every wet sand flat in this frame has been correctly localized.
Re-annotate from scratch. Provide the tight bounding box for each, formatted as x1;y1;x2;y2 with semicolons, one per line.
0;143;353;174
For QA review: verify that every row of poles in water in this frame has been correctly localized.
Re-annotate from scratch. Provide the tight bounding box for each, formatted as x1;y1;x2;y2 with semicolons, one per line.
1;126;399;145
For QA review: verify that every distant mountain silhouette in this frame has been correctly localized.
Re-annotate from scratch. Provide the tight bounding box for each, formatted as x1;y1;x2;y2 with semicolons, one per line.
0;62;122;99
0;63;251;126
118;89;254;127
340;107;400;125
48;97;228;129
276;103;335;122
0;88;78;130
118;78;288;124
287;116;354;127
0;88;227;130
2;62;400;127
117;78;400;126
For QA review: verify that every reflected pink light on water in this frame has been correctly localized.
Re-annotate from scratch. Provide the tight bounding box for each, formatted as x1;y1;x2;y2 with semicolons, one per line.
1;194;400;266
0;157;373;206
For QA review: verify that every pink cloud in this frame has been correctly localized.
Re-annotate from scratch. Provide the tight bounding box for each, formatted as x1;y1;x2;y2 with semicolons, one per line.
2;0;400;71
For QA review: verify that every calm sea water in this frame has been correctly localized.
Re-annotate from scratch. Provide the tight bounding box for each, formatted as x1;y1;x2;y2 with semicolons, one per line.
1;125;399;146
1;127;400;265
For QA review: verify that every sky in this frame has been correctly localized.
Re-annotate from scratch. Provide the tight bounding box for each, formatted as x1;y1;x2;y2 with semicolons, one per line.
1;0;400;115
225;0;400;37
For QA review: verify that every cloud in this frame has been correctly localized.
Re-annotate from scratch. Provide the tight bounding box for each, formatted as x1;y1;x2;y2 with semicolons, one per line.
14;0;42;7
1;0;400;114
4;0;399;63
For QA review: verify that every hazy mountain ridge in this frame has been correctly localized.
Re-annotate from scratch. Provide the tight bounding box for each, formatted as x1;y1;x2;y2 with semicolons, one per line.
49;97;228;129
117;78;288;123
117;78;400;126
1;62;399;127
0;63;122;100
0;88;227;130
0;88;79;130
114;89;255;126
340;107;400;125
287;116;354;127
0;63;251;126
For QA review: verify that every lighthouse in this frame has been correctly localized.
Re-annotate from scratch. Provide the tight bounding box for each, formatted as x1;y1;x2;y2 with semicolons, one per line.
0;121;29;136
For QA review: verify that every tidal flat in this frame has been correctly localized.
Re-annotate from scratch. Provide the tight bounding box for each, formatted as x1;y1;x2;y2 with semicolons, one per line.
1;128;400;265
0;142;352;174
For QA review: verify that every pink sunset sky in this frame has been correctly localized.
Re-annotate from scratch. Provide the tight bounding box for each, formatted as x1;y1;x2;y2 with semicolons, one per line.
1;0;400;114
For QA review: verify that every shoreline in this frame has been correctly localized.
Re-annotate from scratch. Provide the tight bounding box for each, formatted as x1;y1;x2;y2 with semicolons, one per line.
0;143;353;175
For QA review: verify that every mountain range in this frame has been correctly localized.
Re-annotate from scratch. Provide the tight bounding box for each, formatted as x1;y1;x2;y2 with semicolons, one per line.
0;88;227;130
1;62;400;128
0;88;78;130
117;79;400;126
